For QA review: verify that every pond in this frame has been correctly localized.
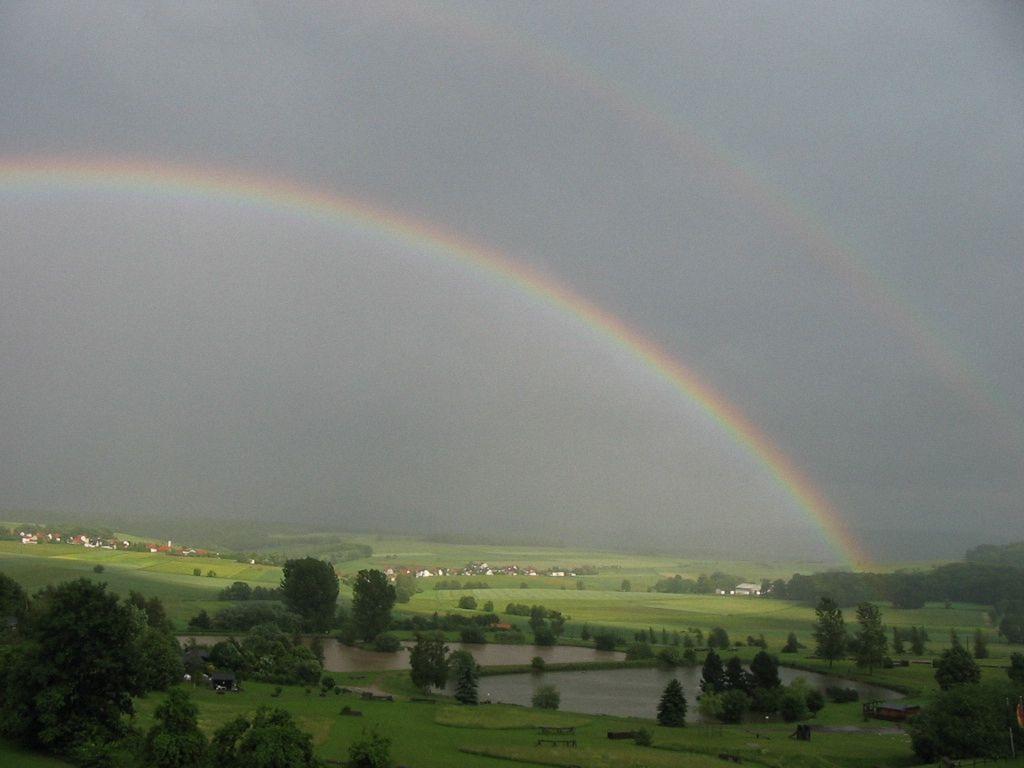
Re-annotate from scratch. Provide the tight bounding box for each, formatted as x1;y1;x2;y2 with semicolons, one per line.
177;635;623;673
464;666;904;721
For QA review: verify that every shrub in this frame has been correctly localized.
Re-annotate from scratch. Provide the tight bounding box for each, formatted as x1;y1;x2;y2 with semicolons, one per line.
530;656;545;672
708;627;731;649
633;727;653;746
348;728;392;768
92;564;104;574
373;633;402;653
780;687;810;722
805;689;825;715
458;595;478;610
532;685;560;710
625;642;654;660
717;689;750;723
593;633;618;651
459;626;486;644
825;686;858;703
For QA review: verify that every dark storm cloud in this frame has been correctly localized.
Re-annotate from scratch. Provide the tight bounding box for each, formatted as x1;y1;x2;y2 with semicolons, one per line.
0;1;1021;560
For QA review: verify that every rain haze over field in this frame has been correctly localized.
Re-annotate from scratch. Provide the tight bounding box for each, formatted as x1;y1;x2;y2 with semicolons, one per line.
1;2;1022;561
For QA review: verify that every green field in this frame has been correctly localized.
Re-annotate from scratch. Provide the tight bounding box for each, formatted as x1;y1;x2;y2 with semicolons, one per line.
1;535;1022;767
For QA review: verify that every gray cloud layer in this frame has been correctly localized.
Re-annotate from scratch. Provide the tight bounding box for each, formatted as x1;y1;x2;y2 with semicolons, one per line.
1;2;1021;561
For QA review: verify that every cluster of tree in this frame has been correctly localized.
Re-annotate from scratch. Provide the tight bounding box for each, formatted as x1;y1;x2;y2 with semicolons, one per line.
768;561;1024;613
433;579;490;590
0;575;184;761
811;597;889;671
909;664;1024;761
190;602;304;633
651;572;743;594
217;581;282;601
140;688;320;768
203;625;322;686
697;649;823;723
505;602;556;617
890;626;929;655
527;605;566;645
390;611;499;633
964;540;1024;569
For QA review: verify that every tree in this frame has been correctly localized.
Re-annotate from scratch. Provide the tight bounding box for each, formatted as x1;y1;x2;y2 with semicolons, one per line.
351;569;395;641
348;728;392;768
188;609;212;630
854;602;887;673
780;687;810;722
812;597;846;668
0;579;143;752
209;707;317;768
136;624;184;691
450;650;479;704
972;629;988;659
934;644;980;690
394;572;416;604
0;572;28;639
707;626;730;648
781;632;801;653
892;627;904;655
532;685;560;709
656;678;687;726
144;688;207;768
717;689;750;723
725;656;752;693
409;632;448;693
620;579;632;592
1009;653;1024;685
700;649;726;694
749;650;781;689
457;595;477;610
909;681;1023;762
910;625;926;655
281;558;340;632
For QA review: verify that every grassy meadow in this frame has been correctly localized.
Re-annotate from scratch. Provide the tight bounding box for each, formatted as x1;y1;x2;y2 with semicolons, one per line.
1;534;1022;767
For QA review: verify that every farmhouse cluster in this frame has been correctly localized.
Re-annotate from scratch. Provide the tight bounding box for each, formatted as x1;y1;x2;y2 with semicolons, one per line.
14;530;209;557
382;561;582;580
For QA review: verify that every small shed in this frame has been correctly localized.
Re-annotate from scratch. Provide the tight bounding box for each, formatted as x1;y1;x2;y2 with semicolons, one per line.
210;670;239;692
863;700;920;722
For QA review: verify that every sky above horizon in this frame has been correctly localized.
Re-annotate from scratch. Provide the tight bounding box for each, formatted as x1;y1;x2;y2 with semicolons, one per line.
1;2;1022;562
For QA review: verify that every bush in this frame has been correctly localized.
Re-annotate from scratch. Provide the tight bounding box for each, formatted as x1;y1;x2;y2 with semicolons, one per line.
533;627;556;646
348;728;392;768
780;687;810;722
825;686;860;703
657;647;683;666
593;633;618;651
458;595;478;610
459;626;486;644
532;685;560;710
92;564;104;574
373;633;402;653
633;727;653;746
805;688;825;715
530;656;546;672
708;627;731;649
717;689;750;723
625;642;654;660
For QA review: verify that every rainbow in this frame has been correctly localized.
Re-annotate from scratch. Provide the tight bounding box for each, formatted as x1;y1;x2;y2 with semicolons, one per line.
0;155;871;568
400;4;1015;441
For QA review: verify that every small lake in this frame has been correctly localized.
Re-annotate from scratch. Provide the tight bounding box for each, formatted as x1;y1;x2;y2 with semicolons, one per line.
177;635;623;673
465;666;904;721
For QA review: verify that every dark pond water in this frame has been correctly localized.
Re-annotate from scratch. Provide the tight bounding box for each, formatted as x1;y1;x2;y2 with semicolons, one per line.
177;635;623;673
465;666;904;721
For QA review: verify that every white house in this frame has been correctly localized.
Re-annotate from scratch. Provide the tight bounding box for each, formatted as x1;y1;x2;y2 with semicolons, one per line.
730;582;762;596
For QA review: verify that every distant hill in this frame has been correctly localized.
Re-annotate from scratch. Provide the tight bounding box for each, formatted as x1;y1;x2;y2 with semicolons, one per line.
964;541;1024;569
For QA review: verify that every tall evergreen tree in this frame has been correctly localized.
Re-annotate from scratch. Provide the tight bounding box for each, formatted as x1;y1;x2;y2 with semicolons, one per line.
450;650;479;705
724;656;752;693
749;650;781;689
700;649;725;694
934;645;980;690
812;597;847;668
657;678;687;727
854;602;887;673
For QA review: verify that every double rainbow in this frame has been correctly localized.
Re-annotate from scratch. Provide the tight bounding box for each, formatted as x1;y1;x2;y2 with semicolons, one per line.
0;156;870;568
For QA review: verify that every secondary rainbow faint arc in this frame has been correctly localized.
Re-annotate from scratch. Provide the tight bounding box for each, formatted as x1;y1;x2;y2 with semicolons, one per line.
0;156;870;568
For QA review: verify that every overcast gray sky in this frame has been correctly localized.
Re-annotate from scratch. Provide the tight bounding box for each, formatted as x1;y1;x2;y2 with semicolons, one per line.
1;1;1021;562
